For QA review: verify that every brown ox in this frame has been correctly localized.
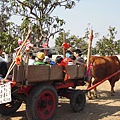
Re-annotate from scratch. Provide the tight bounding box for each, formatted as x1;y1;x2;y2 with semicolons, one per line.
87;56;120;99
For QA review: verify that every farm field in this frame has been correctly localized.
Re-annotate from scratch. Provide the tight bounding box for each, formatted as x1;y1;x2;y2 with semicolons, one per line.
1;80;120;120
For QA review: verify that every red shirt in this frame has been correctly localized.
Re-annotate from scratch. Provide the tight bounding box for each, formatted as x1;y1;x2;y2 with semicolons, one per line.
57;58;71;66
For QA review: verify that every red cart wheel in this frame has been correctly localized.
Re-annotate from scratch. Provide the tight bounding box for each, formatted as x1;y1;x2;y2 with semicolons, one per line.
26;84;58;120
70;90;86;112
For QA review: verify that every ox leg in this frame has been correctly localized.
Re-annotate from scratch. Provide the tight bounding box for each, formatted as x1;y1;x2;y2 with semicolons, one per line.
92;80;98;98
111;87;114;96
109;80;115;96
93;87;97;98
87;78;92;99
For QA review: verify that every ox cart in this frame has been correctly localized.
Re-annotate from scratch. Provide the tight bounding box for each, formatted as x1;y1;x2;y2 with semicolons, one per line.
0;30;119;120
0;64;87;120
0;61;119;120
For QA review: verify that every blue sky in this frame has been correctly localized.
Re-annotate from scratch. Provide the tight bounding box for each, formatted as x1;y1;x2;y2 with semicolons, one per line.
11;0;120;47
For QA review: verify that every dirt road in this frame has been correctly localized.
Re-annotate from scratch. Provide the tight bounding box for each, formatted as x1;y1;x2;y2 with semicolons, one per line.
1;80;120;120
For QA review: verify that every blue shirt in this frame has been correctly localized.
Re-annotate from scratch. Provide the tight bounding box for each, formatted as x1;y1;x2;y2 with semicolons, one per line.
66;52;71;58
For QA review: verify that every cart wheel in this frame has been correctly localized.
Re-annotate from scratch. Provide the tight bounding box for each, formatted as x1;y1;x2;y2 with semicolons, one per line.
26;84;58;120
0;100;22;115
0;86;22;115
70;90;86;112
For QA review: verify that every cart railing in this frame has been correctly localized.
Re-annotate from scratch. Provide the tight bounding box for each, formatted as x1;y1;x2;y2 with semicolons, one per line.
13;64;86;84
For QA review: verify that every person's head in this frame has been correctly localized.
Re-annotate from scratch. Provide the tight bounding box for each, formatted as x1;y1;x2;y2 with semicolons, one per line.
73;49;82;57
29;52;33;58
69;55;76;64
29;52;35;59
35;52;45;61
55;56;63;64
47;52;52;58
69;55;76;60
45;58;51;64
0;45;3;54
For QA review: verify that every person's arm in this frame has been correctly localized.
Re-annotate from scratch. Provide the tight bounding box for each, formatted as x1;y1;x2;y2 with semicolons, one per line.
76;57;85;65
0;56;7;62
0;52;8;62
76;61;84;65
4;53;9;62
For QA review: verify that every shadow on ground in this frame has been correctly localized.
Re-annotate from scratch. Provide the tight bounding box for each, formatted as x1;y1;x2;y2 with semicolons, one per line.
1;90;120;120
54;90;120;120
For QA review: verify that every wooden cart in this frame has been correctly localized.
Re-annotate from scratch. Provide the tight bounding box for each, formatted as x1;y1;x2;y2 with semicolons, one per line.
0;29;120;120
0;64;87;120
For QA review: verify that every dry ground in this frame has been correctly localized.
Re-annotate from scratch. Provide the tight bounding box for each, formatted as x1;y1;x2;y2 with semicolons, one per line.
1;80;120;120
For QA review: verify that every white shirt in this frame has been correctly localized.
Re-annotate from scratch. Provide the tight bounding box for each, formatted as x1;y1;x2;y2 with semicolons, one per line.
0;56;7;63
28;58;35;65
68;61;75;65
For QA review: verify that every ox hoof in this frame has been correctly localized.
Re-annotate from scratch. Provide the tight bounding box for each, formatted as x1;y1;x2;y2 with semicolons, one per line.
111;91;115;96
111;93;114;96
87;96;92;100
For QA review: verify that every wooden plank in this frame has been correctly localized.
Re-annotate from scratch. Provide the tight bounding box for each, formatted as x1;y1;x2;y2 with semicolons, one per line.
66;65;78;79
27;65;50;82
12;65;25;83
50;65;63;80
77;65;86;78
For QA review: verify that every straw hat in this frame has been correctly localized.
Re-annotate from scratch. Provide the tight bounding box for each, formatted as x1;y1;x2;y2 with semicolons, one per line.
36;52;45;60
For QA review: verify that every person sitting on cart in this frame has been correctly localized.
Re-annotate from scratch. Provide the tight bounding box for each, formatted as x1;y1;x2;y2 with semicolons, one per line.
73;49;85;65
44;52;56;65
67;55;76;65
0;45;8;78
34;52;45;65
44;57;56;66
66;47;73;58
55;56;70;81
28;52;35;65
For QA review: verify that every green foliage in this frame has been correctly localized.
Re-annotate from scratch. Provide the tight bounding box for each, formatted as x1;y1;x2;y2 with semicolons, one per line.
95;26;119;56
19;18;30;31
55;26;119;56
1;0;119;57
55;31;88;55
0;1;20;54
1;0;81;54
10;0;80;46
0;32;18;53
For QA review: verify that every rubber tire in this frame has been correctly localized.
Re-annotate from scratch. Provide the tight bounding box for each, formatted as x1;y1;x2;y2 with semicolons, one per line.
0;100;22;115
70;90;86;112
26;84;58;120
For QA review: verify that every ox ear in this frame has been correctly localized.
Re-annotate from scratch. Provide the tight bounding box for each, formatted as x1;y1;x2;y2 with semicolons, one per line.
90;56;97;63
